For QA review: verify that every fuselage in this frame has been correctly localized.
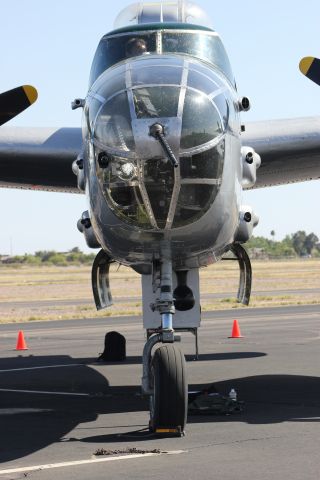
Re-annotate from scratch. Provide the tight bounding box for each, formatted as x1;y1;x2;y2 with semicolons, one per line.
83;23;243;269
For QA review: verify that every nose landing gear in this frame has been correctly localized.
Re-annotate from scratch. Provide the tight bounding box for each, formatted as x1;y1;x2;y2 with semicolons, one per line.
141;259;188;436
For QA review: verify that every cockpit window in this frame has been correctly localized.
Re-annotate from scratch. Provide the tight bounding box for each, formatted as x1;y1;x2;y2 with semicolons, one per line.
162;32;234;84
89;33;157;86
89;30;234;87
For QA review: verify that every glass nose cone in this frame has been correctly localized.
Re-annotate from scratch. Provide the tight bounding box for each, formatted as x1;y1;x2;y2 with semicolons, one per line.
87;55;229;230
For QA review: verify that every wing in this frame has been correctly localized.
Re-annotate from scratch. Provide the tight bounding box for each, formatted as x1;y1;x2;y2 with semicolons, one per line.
0;127;81;192
1;118;319;192
242;116;320;189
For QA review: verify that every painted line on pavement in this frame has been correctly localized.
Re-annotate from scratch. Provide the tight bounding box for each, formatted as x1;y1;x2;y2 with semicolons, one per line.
0;363;83;373
0;388;90;397
0;408;53;415
0;450;186;475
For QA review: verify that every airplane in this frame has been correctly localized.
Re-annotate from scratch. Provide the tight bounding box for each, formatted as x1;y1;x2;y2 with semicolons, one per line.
0;0;320;436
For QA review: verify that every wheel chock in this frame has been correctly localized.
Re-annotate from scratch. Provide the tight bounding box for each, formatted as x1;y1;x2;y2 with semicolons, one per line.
154;426;184;437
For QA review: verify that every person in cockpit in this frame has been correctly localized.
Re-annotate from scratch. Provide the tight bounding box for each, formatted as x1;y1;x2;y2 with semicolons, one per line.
125;38;148;57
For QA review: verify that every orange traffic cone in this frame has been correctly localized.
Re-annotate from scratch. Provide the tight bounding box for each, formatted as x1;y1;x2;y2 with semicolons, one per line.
229;320;243;338
16;330;28;350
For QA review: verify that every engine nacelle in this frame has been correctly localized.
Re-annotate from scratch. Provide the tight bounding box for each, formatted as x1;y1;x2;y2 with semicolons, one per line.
234;205;259;243
77;210;101;249
241;146;261;188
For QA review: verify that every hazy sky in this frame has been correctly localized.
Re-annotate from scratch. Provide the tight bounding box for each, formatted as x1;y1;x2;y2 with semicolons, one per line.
0;0;319;254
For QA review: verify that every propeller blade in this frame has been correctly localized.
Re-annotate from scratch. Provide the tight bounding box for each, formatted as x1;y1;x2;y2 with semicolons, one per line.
0;85;38;126
299;57;320;87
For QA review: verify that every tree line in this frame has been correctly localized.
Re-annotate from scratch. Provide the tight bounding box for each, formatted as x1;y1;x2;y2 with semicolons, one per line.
1;247;95;265
246;230;320;258
0;231;319;265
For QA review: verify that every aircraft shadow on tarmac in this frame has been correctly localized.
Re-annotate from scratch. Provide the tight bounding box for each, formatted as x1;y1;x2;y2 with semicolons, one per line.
79;374;320;444
1;354;320;461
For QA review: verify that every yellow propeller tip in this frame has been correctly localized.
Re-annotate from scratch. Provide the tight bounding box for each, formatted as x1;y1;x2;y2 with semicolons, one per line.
22;85;38;105
299;57;314;75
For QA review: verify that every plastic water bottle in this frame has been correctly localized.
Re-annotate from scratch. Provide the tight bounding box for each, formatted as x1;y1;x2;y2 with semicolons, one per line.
229;388;237;401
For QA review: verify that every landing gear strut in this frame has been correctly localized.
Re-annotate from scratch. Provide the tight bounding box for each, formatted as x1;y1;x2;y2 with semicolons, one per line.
141;258;188;435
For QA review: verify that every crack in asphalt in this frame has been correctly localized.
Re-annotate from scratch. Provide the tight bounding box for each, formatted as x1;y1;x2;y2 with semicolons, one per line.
187;435;283;450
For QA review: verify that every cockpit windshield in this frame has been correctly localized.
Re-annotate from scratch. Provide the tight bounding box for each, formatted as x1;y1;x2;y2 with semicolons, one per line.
89;29;234;87
89;32;157;86
162;32;233;82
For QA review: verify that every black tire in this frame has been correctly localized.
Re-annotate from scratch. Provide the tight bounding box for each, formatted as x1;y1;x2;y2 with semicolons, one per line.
150;344;188;433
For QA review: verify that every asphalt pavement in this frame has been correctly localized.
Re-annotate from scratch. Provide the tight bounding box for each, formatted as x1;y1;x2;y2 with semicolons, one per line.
0;304;320;479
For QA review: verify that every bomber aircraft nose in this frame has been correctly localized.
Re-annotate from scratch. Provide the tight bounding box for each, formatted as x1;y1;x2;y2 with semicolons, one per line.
86;54;234;230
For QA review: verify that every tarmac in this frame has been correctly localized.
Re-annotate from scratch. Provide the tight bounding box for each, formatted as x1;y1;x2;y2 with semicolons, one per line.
0;304;320;479
0;288;319;309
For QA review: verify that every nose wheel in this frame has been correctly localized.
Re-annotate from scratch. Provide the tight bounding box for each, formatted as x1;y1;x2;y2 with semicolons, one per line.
142;257;188;435
149;343;187;435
